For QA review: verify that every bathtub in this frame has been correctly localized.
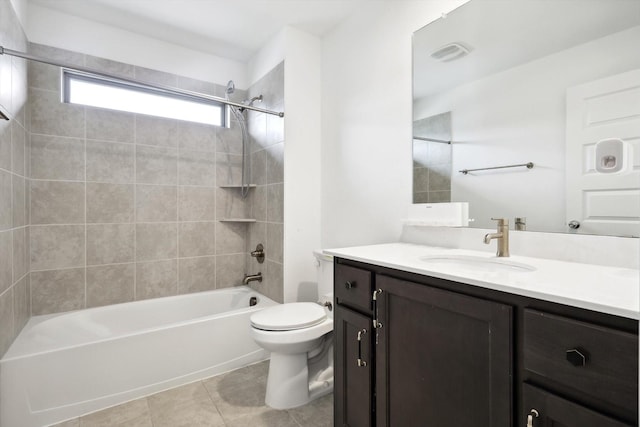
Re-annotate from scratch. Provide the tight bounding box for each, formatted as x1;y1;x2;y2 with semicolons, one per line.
0;286;277;427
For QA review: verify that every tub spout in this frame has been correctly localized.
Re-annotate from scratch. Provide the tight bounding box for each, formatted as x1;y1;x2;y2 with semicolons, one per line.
243;272;262;285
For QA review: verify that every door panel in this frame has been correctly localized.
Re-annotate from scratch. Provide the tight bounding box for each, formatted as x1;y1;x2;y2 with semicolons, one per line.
566;69;640;237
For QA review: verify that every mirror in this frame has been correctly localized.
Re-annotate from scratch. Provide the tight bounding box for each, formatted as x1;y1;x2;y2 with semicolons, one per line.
412;0;640;237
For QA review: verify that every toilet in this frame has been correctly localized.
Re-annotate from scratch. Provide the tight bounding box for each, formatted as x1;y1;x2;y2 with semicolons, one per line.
249;251;334;409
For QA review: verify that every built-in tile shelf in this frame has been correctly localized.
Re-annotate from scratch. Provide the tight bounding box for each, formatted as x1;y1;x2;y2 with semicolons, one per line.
219;219;257;223
218;184;257;189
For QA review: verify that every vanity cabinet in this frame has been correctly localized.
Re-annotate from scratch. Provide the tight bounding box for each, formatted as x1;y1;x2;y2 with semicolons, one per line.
333;258;639;427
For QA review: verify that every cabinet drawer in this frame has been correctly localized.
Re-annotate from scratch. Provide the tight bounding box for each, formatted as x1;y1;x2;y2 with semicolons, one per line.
522;383;633;427
523;309;638;414
335;263;372;313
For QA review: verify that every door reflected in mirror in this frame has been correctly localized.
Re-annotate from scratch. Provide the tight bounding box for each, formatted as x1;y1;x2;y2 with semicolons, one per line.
412;0;640;237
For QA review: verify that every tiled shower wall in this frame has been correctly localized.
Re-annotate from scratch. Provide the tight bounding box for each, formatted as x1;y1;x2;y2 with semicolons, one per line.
247;63;285;302
0;0;30;358
413;112;452;203
27;42;285;315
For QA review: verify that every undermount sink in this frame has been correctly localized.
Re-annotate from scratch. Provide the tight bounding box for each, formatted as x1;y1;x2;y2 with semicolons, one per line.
419;255;536;273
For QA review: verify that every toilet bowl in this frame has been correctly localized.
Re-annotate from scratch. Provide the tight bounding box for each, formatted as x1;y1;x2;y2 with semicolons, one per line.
249;251;334;409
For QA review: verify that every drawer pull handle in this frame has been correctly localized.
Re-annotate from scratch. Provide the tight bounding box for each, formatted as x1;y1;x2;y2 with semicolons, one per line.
526;409;539;427
357;328;367;367
345;281;354;290
566;348;588;367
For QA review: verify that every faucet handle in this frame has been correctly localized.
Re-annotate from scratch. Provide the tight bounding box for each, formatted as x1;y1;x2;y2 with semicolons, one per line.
491;217;509;226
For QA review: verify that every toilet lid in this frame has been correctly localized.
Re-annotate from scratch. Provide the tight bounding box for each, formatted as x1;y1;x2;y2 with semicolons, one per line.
250;303;327;331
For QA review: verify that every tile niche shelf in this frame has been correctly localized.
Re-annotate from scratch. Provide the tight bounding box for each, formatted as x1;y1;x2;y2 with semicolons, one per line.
218;184;257;223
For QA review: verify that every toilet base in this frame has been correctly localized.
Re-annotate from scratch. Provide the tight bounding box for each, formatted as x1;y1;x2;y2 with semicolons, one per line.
264;338;334;410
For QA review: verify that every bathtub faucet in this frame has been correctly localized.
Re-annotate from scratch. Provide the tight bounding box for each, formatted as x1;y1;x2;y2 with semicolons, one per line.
243;272;263;285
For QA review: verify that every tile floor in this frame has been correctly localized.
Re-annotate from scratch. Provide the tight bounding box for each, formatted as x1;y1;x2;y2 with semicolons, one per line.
51;361;333;427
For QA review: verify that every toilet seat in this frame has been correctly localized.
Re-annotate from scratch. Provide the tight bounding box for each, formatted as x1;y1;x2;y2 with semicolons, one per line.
250;303;327;331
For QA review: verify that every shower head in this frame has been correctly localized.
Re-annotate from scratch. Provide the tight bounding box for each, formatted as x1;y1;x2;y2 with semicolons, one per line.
244;95;263;107
225;80;235;99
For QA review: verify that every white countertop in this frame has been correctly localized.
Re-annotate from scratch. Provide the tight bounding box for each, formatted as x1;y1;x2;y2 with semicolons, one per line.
326;243;640;320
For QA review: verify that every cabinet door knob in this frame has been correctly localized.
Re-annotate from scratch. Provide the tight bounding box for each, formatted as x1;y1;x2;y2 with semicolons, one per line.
527;409;539;427
344;281;354;290
566;348;588;367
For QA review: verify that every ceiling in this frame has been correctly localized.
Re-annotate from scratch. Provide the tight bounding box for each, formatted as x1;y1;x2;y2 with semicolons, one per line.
28;0;366;61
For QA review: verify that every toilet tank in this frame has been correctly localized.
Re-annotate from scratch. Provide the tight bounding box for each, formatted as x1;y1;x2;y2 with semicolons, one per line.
313;250;334;298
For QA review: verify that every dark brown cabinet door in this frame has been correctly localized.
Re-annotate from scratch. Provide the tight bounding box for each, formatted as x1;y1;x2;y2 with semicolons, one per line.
375;275;513;427
522;384;633;427
334;304;373;427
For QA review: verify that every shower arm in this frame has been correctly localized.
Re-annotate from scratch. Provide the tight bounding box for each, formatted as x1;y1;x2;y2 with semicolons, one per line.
0;45;285;118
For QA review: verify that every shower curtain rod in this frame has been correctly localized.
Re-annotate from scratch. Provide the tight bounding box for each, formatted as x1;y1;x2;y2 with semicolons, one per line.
0;46;285;118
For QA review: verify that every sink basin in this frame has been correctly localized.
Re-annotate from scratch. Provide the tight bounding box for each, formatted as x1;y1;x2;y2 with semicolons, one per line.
419;255;536;273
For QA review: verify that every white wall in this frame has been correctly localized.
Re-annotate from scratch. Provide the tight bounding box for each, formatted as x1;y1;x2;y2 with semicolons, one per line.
321;1;468;249
248;27;322;303
26;3;246;87
414;26;640;232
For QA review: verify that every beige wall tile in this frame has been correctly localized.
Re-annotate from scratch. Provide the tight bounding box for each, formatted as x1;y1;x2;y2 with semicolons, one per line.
13;274;30;336
216;122;242;154
11;121;25;176
30;88;84;138
86;140;134;184
31;268;85;315
12;174;25;227
178;149;216;186
215;222;246;255
86;263;135;308
0;170;11;230
136;185;177;222
178;221;216;257
12;226;27;281
178;186;216;221
136;223;177;261
31;225;85;270
266;223;283;264
86;183;134;223
86;108;134;143
266;184;283;223
31;181;85;224
0;288;14;357
136;259;177;300
250;149;266;186
0;120;11;171
0;231;11;294
178;121;217;152
31;134;85;181
250;186;267;222
215;253;245;289
178;256;216;294
135;145;177;185
215;153;242;186
87;224;134;265
263;260;283;303
136;116;177;147
216;188;249;220
265;142;284;185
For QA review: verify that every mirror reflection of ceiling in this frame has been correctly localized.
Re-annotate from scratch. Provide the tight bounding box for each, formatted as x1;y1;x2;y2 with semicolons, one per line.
413;0;640;99
412;0;640;238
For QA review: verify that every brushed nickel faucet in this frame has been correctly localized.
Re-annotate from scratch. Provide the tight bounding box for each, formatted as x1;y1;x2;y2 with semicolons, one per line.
484;218;510;257
243;272;262;285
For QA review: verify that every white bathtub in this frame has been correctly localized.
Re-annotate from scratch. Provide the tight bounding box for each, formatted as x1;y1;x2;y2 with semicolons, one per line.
0;286;277;427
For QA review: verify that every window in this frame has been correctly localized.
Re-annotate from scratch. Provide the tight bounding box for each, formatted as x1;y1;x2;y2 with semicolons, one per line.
62;70;226;126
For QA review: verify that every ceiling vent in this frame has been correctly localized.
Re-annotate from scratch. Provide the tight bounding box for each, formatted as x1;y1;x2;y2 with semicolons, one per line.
430;42;471;62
